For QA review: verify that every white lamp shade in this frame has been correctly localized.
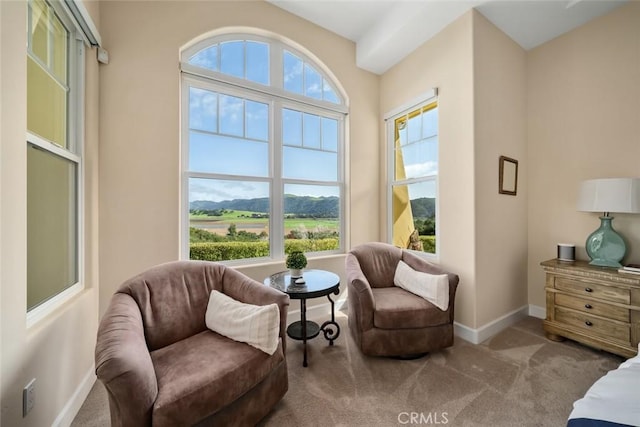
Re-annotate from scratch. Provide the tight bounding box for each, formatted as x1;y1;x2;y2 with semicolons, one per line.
577;178;640;214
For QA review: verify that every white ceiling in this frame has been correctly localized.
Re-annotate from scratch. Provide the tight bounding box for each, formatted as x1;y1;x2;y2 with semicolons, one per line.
267;0;627;74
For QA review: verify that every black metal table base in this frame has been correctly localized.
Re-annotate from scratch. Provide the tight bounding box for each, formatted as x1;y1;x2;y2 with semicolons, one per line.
287;321;320;340
320;319;340;345
292;292;341;367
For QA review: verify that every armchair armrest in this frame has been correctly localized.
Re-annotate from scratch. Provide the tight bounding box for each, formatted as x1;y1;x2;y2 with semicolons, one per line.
221;268;290;352
345;252;375;331
95;293;158;427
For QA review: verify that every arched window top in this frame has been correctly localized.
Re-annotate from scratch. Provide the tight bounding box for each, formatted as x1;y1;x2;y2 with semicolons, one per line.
181;30;346;112
188;39;271;86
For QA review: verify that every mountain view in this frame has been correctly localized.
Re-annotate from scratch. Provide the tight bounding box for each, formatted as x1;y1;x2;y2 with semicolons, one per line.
190;195;435;219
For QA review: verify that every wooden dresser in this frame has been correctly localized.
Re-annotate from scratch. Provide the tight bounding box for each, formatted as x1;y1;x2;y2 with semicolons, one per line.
541;259;640;358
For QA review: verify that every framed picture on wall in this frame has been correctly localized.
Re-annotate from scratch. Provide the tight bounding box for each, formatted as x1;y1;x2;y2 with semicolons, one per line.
499;156;518;196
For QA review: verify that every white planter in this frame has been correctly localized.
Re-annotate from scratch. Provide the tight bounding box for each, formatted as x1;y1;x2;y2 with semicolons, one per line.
290;269;303;278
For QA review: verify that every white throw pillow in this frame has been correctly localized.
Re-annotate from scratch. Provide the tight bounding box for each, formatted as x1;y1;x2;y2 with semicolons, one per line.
205;290;280;355
393;260;449;311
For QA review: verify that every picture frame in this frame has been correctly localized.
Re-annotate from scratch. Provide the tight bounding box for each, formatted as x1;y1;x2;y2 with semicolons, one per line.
499;156;518;196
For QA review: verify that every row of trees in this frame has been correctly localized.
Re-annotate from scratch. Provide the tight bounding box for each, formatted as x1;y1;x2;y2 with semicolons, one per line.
190;208;230;217
190;238;340;261
189;236;434;261
414;217;435;236
190;225;267;243
190;195;339;218
190;223;339;243
190;209;336;220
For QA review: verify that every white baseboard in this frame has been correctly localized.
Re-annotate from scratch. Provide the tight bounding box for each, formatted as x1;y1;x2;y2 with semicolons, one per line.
453;321;477;344
528;304;546;319
53;364;96;427
454;305;529;344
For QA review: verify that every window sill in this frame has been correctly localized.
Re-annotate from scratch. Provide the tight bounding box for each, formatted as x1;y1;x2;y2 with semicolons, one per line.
26;282;84;329
405;249;438;262
221;251;346;270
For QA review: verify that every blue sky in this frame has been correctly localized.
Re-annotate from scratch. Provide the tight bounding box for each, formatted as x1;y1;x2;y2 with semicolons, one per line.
188;86;340;203
186;40;435;204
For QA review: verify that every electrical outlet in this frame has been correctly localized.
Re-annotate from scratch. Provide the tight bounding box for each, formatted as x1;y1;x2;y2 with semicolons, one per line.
23;378;35;417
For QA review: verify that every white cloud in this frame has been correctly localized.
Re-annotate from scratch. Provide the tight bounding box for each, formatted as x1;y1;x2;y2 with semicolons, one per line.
405;161;437;178
189;88;217;129
189;179;268;202
283;57;303;84
189;46;218;70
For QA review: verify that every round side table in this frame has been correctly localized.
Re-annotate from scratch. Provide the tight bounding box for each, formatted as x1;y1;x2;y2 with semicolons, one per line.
265;269;340;367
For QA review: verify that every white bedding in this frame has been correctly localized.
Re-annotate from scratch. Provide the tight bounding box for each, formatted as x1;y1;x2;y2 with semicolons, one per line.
568;345;640;426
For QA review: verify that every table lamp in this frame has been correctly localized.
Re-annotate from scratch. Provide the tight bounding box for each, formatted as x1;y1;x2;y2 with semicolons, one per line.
577;178;640;268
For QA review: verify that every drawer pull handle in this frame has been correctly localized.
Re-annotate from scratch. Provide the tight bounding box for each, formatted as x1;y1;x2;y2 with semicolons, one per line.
585;320;593;326
584;304;592;309
585;287;593;293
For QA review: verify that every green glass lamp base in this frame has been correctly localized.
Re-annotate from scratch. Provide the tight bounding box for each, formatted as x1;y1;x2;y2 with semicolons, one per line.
585;216;626;268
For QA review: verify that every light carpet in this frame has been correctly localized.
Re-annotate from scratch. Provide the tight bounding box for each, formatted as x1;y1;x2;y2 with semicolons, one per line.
73;315;623;426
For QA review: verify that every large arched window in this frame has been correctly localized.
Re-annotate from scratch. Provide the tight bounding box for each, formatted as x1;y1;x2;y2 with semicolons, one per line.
180;30;347;263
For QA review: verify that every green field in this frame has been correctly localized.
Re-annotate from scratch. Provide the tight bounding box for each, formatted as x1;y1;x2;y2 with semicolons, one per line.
190;210;266;223
190;210;338;235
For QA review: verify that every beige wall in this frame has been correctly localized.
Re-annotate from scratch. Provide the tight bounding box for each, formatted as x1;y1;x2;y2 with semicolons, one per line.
527;2;640;308
98;1;379;314
473;11;528;326
380;12;476;327
2;0;637;421
379;10;529;329
0;1;101;425
0;2;4;425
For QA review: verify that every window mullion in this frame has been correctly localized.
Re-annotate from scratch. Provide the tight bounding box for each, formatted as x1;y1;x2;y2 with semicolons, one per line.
180;79;191;259
27;52;70;91
69;40;82;155
243;39;248;81
272;44;283;91
394;176;437;187
188;171;270;183
272;101;284;258
338;116;346;252
181;64;348;115
28;1;33;51
27;132;80;163
47;5;53;69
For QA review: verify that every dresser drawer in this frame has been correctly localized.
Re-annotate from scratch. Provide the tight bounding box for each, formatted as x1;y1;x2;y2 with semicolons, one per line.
555;293;630;323
555;307;630;342
555;277;629;304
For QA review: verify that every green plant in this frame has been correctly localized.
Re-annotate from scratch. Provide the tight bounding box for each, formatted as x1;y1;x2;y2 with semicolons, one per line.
190;241;269;261
189;239;339;262
419;236;436;254
286;251;307;270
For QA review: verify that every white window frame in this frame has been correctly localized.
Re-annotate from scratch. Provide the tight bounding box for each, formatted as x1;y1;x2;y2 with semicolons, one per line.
385;89;439;259
26;0;87;326
180;32;347;264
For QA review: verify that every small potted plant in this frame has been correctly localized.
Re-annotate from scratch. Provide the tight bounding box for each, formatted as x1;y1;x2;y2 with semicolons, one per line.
286;251;307;278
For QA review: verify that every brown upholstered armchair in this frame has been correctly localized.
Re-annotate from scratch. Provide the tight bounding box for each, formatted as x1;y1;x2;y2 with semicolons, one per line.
346;242;459;357
95;261;289;427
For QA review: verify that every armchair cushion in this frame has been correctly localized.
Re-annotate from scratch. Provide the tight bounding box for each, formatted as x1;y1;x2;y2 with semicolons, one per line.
151;330;285;426
96;261;290;427
205;290;280;355
372;287;451;329
394;260;449;310
346;242;459;357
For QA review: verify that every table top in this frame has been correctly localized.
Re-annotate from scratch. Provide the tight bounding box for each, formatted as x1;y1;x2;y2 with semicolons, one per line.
264;269;340;299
